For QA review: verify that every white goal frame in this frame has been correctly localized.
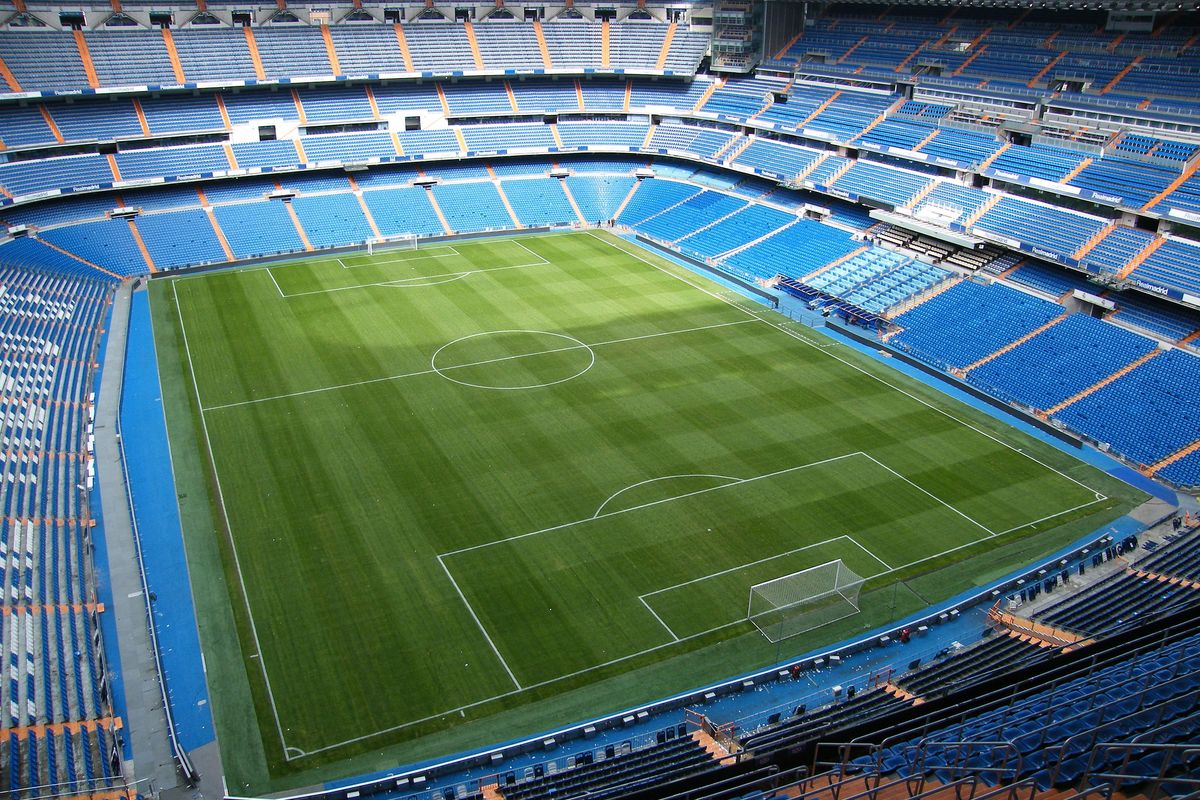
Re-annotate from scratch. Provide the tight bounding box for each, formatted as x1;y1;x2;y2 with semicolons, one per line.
747;559;866;644
366;234;418;255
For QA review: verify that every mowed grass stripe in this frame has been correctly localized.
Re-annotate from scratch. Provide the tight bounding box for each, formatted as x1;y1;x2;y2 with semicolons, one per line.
165;231;1125;760
442;451;983;684
179;234;746;408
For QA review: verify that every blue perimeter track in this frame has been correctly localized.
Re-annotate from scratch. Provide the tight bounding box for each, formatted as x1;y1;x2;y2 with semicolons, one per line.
120;288;214;752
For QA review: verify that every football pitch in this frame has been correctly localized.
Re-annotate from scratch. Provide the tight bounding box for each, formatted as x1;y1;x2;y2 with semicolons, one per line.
151;230;1141;782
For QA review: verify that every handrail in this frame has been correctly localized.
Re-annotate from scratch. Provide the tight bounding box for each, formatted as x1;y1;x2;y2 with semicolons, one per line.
910;740;1023;783
79;279;138;798
1044;686;1200;786
840;616;1200;762
656;764;789;800
1087;743;1200;799
113;280;197;785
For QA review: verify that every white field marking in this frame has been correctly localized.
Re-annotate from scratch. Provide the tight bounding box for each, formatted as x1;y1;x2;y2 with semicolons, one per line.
417;441;999;762
378;273;471;289
588;232;1110;503
338;245;461;268
995;497;1109;536
858;452;995;537
271;259;553;298
640;596;680;641
512;238;552;267
294;611;756;759
170;230;577;285
266;267;286;299
639;535;862;601
202;318;754;411
431;330;596;391
436;554;522;690
171;280;293;758
846;534;893;571
592;473;742;518
440;453;864;559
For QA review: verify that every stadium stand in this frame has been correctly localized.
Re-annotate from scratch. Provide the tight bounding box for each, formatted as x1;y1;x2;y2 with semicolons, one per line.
616;179;702;226
38;220;149;277
805;250;948;313
890;280;1066;372
361;187;445;239
637;190;745;242
499;178;578;228
676;204;794;260
0;264;121;797
291;194;374;249
211;201;306;260
1055;348;1200;469
565;176;638;224
725;218;860;281
132;209;228;270
430;182;512;233
965;313;1160;411
5;8;1200;799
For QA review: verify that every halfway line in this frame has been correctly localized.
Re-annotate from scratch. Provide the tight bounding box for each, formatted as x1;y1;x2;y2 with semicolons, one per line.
202;318;754;411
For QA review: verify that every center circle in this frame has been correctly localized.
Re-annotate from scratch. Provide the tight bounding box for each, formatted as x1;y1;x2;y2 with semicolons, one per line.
430;330;596;390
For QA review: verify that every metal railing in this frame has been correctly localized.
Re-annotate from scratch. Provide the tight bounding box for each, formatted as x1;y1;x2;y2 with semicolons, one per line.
1087;741;1200;799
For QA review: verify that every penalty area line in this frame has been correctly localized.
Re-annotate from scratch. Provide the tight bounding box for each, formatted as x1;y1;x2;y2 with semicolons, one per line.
295;477;1078;759
858;453;996;537
293;611;755;759
437;554;522;690
846;534;893;571
640;597;680;641
639;535;862;601
440;452;865;559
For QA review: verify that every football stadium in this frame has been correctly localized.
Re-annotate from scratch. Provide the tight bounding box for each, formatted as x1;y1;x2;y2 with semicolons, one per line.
1;0;1200;798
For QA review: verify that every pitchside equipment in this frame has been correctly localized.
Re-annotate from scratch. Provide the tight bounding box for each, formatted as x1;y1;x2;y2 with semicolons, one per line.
366;234;418;255
748;560;866;643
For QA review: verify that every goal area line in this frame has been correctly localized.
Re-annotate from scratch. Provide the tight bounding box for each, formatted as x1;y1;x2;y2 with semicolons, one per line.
266;239;554;298
639;536;879;642
341;244;461;268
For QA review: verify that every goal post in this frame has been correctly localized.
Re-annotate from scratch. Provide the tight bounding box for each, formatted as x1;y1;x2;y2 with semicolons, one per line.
748;560;866;644
366;233;418;256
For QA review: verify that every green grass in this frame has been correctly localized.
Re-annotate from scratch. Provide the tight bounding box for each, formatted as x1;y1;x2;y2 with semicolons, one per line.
151;230;1144;790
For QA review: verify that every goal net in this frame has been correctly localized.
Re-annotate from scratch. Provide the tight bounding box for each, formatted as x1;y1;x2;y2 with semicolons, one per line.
748;560;866;644
366;234;418;255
